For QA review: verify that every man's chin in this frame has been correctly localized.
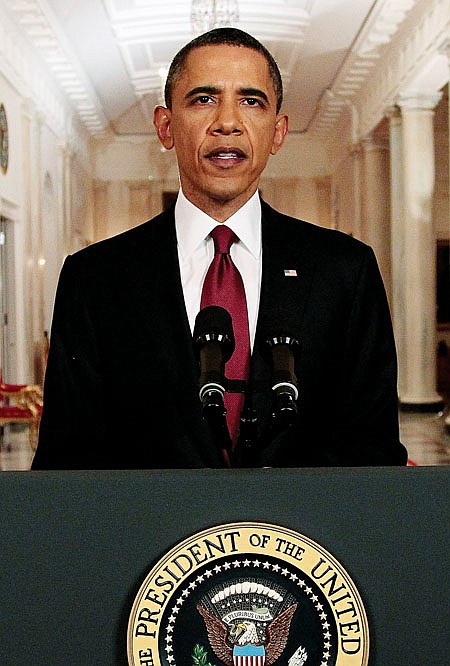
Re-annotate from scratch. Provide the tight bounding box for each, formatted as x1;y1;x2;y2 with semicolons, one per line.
209;188;257;208
205;180;258;205
181;177;259;214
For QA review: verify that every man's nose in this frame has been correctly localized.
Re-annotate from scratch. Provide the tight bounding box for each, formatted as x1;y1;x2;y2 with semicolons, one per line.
210;101;243;135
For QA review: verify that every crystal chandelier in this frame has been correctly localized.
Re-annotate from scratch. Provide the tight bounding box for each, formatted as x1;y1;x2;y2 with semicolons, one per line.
191;0;239;34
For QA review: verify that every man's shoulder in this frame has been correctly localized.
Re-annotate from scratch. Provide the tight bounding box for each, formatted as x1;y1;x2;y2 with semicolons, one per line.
67;207;175;267
261;200;371;258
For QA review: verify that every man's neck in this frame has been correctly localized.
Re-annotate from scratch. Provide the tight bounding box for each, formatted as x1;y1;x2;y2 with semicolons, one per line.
180;188;259;222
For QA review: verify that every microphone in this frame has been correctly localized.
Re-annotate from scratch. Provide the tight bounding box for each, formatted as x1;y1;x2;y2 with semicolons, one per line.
261;319;300;427
193;306;235;418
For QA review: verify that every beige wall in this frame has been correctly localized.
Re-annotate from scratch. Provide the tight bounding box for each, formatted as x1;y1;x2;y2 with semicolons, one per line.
434;92;450;239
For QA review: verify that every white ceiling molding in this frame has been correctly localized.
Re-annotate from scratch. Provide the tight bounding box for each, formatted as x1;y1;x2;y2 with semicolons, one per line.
6;0;108;133
310;0;419;134
358;0;450;138
0;3;70;137
3;0;448;142
356;0;416;55
103;0;311;100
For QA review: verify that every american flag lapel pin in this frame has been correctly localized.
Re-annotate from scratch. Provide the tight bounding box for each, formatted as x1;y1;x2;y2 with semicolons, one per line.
284;269;298;277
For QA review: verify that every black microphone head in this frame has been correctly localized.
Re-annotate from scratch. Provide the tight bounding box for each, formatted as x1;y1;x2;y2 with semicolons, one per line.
194;305;232;337
259;313;300;401
259;312;300;356
193;306;235;360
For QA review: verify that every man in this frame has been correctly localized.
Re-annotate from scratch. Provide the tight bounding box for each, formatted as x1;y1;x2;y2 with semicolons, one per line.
32;28;407;469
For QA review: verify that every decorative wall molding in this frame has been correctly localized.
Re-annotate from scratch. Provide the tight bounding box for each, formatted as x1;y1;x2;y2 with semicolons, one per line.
310;0;418;133
4;0;108;135
0;4;64;136
359;0;450;136
310;0;450;138
1;3;93;167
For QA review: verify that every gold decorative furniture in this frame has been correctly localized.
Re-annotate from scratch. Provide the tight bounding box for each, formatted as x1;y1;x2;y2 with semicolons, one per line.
0;379;43;451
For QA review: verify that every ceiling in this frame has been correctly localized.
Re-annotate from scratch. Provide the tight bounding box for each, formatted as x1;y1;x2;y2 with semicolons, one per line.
4;0;419;136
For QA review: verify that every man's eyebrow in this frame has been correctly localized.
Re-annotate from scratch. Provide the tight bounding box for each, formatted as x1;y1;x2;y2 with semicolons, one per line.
184;85;270;104
185;86;220;99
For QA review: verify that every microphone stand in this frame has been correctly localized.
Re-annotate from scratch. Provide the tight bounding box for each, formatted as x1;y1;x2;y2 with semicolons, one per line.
234;380;300;468
200;385;232;466
234;404;258;468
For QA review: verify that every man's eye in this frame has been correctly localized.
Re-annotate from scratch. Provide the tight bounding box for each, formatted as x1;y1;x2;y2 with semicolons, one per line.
243;98;262;107
194;95;213;104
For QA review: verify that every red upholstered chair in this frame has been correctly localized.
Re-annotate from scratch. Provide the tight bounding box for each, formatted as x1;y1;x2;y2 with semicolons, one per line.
0;375;43;452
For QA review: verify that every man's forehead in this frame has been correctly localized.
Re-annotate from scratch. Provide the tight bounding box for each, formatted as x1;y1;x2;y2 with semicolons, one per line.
175;44;275;96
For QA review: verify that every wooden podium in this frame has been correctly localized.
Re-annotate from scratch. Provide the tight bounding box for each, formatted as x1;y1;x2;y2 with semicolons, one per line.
0;467;449;665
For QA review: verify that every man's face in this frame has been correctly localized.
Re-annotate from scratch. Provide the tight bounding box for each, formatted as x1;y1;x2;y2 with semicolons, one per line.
154;44;288;220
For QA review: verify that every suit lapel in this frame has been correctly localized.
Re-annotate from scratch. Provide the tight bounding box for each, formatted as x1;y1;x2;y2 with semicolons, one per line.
248;201;320;436
255;200;319;355
131;206;223;467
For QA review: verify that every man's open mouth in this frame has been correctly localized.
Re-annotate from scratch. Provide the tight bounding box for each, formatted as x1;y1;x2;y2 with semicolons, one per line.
204;147;247;162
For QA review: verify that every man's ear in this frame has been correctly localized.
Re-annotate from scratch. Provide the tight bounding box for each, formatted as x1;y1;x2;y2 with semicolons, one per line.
153;105;174;150
270;113;288;155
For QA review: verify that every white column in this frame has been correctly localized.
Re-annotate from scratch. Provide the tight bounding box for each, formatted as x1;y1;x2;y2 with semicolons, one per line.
397;92;443;409
361;135;392;302
386;106;406;398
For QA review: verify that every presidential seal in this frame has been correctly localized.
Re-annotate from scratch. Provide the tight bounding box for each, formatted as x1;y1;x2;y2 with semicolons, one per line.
127;522;369;666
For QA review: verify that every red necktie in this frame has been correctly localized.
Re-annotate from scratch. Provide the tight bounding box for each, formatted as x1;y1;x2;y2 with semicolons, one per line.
201;225;251;446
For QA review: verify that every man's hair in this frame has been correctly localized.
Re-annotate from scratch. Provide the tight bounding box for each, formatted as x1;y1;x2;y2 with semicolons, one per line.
164;27;283;113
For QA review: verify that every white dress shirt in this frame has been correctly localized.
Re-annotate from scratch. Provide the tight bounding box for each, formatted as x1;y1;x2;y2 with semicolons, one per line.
175;189;262;350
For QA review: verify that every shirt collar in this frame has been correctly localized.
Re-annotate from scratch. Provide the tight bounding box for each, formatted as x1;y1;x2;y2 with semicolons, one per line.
175;188;261;260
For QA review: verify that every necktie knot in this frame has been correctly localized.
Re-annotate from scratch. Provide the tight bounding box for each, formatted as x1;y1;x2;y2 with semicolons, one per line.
210;225;236;255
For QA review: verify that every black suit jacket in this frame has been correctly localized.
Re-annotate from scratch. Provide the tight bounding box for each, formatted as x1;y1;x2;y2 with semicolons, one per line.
32;200;407;469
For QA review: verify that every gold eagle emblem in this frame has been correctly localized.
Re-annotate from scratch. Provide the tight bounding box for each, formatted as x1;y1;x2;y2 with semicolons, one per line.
197;602;298;666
